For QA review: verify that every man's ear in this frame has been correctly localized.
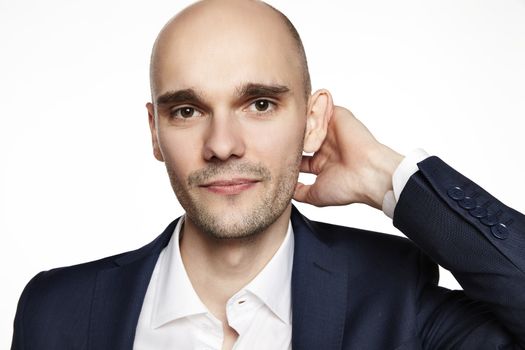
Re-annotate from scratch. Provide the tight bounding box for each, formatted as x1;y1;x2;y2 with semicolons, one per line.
146;102;164;162
303;89;334;153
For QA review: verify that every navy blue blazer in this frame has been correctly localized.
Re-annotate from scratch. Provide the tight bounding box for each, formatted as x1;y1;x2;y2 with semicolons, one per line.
11;157;525;349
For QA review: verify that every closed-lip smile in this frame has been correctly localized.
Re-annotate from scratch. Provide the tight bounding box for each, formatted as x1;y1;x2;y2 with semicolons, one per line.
200;178;260;195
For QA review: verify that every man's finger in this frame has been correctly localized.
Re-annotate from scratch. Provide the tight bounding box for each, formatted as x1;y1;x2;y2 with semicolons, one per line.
299;156;318;174
293;182;315;204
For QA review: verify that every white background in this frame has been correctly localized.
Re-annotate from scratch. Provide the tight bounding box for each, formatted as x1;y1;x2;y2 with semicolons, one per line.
1;0;524;346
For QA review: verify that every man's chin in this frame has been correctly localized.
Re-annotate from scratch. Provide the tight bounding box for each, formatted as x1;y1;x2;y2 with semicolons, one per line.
186;201;283;240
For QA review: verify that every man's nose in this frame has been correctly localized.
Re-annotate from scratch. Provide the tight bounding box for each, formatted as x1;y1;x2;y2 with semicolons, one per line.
202;111;246;162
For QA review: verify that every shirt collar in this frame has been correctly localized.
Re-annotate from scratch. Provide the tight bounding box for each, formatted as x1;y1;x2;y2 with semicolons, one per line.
243;222;294;325
151;216;208;329
151;215;294;328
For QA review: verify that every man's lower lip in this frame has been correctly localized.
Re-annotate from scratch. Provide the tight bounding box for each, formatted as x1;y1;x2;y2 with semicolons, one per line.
202;182;258;195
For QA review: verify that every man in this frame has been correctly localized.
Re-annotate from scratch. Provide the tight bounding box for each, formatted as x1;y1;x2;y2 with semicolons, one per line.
11;0;525;349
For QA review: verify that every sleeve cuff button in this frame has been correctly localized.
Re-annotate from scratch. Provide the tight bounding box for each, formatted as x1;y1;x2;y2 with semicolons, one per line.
491;223;510;240
447;186;465;200
459;197;477;210
469;206;488;218
481;215;499;226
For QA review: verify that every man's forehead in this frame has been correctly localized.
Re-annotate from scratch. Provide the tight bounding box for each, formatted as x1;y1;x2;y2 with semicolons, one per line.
154;58;296;100
153;55;300;104
150;0;303;98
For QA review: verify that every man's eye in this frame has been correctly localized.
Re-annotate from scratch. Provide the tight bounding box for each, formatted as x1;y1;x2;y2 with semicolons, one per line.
170;107;203;119
248;99;276;113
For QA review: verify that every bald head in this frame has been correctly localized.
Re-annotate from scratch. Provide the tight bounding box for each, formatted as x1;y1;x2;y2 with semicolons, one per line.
149;0;311;102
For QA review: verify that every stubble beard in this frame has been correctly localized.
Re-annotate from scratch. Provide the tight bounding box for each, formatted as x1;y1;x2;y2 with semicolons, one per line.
165;149;303;240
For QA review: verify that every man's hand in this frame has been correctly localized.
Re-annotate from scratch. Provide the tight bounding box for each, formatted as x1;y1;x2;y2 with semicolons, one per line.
293;106;404;210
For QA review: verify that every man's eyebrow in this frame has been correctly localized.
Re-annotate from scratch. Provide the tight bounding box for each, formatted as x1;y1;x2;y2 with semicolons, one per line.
155;84;290;106
236;83;290;99
156;89;205;106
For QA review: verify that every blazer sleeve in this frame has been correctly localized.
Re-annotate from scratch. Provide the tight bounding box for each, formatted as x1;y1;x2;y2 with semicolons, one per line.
393;156;525;349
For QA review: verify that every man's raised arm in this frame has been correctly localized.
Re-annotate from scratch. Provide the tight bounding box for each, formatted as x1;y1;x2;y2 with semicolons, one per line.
293;106;525;348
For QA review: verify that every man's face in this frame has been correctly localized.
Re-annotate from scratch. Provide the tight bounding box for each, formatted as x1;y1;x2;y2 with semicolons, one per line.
149;3;308;239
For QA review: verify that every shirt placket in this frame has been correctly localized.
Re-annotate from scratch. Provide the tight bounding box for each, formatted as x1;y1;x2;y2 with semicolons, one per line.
227;291;264;343
190;313;224;350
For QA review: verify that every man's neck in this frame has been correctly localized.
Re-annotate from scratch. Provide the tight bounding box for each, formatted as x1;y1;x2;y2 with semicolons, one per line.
179;204;292;322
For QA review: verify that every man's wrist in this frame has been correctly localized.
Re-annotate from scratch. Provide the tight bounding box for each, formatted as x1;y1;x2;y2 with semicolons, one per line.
382;148;430;218
365;144;404;210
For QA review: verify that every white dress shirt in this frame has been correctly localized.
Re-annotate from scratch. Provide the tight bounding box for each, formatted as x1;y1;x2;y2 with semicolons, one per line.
134;216;294;350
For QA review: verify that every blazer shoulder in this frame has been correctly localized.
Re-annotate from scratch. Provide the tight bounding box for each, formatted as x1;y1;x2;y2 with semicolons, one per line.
17;250;130;325
27;251;124;294
16;219;178;322
305;218;439;285
23;218;178;296
309;219;421;257
13;254;123;348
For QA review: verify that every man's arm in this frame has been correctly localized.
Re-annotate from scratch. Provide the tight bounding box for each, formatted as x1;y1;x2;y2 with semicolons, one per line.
395;155;525;347
293;106;525;347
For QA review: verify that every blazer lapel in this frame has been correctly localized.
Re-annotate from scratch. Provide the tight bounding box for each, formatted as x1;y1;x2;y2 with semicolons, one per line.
291;206;349;350
88;219;178;350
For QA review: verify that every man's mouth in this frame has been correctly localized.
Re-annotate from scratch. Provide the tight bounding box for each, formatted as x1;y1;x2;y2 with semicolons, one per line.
199;178;260;195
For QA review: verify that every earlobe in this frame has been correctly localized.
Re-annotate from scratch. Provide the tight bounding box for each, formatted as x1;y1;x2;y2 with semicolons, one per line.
146;102;165;162
303;89;334;153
